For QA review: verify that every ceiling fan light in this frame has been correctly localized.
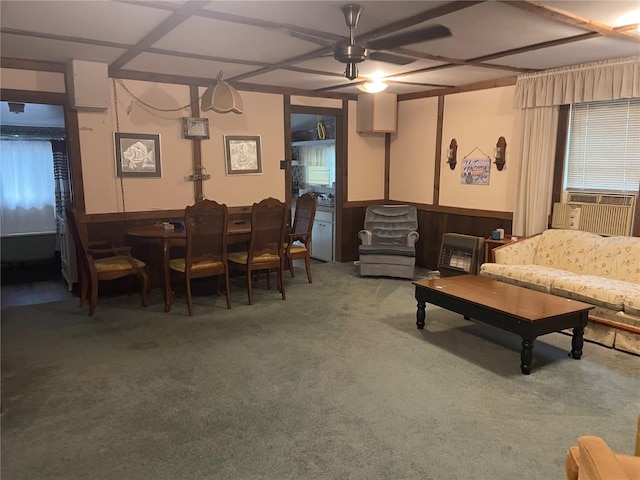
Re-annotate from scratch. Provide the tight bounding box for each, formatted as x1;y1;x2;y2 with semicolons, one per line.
357;81;388;94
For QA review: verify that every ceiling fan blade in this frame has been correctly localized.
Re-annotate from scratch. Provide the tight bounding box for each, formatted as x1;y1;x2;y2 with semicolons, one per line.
366;24;451;50
369;51;415;66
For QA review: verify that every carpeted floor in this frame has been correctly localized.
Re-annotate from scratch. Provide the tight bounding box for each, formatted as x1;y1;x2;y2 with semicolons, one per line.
2;262;639;480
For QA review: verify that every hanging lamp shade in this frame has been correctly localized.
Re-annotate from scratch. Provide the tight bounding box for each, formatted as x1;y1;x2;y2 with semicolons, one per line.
201;71;244;114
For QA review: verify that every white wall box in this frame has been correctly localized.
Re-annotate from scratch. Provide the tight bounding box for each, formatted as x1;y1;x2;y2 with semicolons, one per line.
356;92;397;133
66;59;109;111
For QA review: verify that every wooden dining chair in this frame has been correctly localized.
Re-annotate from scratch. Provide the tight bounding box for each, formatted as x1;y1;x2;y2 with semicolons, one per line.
285;193;317;283
65;206;149;316
228;197;287;305
168;199;231;315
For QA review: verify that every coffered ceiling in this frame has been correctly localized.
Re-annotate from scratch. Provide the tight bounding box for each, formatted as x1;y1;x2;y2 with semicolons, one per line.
1;1;639;97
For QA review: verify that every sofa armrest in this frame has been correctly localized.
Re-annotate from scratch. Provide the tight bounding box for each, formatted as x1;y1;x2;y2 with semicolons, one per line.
577;436;632;480
358;229;372;246
493;234;540;265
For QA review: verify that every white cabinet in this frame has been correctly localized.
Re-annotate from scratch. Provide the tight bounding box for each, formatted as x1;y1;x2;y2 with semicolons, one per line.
356;92;397;133
311;209;334;262
57;214;78;291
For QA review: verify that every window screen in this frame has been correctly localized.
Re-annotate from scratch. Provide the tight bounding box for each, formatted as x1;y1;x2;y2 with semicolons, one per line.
565;97;640;192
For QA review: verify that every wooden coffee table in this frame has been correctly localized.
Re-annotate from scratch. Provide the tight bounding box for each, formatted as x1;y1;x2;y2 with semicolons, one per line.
413;275;594;374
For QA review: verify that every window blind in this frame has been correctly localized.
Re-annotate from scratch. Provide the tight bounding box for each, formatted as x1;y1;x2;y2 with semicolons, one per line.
565;98;640;192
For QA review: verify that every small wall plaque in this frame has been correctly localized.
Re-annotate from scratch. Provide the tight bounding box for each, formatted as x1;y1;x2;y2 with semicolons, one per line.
182;117;210;140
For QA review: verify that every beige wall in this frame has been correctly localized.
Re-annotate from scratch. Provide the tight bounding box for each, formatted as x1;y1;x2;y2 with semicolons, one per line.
200;89;285;206
389;97;439;204
2;67;520;214
346;100;386;201
439;86;520;212
1;68;66;93
81;80;195;214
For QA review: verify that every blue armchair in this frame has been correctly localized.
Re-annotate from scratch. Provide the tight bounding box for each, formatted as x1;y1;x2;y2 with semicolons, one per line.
358;205;419;279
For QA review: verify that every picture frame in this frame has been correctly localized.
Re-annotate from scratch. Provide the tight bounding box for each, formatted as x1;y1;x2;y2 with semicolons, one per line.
182;117;210;140
115;133;161;178
461;158;490;186
224;135;262;175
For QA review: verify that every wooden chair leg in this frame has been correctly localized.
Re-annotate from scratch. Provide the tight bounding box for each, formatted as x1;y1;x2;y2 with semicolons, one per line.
247;268;253;305
288;257;295;277
88;273;99;316
140;269;149;307
224;270;232;309
186;277;193;316
279;267;286;300
304;255;312;283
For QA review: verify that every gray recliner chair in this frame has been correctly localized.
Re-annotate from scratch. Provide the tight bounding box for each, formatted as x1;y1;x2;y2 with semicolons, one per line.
358;205;419;279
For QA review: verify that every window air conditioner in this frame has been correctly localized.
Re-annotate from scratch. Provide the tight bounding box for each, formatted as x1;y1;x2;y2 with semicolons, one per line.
551;193;636;236
438;233;484;277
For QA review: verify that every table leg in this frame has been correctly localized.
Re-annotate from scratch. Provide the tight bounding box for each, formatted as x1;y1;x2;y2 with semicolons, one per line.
571;325;585;359
520;338;534;375
162;237;172;312
416;300;426;329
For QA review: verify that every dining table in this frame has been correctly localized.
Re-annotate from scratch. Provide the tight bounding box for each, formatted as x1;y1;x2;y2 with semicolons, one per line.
127;221;251;312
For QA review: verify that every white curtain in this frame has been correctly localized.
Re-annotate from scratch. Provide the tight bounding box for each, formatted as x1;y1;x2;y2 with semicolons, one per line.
296;144;336;184
514;56;640;108
0;140;56;236
512;56;639;236
513;107;559;236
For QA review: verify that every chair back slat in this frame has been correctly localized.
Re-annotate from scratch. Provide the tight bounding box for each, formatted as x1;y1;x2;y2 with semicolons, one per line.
184;200;228;267
292;193;317;240
249;197;286;259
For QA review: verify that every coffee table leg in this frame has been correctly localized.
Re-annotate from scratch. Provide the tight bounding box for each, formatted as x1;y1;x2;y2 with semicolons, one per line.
416;300;426;329
520;338;534;375
571;325;585;359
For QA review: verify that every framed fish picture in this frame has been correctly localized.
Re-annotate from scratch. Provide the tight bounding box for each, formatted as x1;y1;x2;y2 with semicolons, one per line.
115;133;161;178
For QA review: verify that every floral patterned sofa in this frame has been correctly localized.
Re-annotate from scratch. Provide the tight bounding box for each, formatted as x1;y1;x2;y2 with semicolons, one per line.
480;229;640;355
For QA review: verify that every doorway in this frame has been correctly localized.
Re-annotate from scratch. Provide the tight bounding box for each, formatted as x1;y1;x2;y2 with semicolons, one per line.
0;100;74;304
290;112;338;262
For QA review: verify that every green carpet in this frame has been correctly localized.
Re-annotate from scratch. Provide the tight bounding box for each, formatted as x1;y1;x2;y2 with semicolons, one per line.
2;262;639;480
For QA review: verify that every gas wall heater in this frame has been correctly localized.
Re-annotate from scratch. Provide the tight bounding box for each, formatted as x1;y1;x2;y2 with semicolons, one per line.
438;233;484;277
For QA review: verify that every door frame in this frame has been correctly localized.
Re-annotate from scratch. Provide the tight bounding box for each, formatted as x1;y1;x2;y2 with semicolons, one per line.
285;99;346;262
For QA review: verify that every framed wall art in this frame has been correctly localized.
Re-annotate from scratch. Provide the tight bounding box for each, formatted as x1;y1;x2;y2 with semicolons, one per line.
224;135;262;175
461;158;490;185
183;117;210;140
115;133;161;178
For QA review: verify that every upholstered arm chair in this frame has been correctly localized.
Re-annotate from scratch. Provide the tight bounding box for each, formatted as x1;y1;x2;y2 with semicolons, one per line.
358;205;419;279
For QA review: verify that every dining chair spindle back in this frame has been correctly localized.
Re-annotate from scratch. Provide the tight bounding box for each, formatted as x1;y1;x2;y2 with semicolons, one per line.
285;193;317;283
168;199;231;315
228;197;287;305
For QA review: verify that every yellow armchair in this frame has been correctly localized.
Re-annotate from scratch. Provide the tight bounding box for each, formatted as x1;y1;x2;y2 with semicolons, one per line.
565;418;640;480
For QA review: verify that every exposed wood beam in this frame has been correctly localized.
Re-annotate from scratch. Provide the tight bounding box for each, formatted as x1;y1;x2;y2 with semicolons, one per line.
500;0;640;43
467;32;599;64
359;1;484;42
0;27;131;50
1;57;66;73
398;76;517;101
110;0;206;71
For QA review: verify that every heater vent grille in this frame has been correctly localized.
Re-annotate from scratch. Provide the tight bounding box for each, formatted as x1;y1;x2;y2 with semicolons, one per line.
438;233;484;277
551;195;636;236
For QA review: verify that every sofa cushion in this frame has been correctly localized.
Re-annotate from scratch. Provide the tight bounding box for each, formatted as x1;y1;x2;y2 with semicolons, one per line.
533;229;600;274
584;235;640;283
479;264;579;293
623;291;640;317
550;275;638;311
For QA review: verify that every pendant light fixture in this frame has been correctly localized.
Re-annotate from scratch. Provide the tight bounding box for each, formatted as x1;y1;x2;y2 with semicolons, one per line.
201;71;244;114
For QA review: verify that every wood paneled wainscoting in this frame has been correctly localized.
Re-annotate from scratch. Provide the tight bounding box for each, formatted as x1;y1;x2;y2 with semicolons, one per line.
340;204;512;270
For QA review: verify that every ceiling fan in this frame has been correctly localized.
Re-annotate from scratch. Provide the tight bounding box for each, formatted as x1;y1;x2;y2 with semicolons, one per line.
334;4;452;80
